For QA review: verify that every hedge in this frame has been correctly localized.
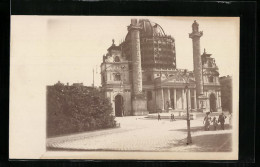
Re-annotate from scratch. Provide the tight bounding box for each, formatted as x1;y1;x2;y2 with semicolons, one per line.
47;82;116;137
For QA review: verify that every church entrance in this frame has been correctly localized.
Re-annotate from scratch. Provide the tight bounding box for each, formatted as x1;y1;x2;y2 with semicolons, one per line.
209;94;217;112
115;95;124;117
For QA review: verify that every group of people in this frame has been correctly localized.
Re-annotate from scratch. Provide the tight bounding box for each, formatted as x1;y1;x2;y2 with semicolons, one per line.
170;113;176;121
203;112;232;131
157;113;176;121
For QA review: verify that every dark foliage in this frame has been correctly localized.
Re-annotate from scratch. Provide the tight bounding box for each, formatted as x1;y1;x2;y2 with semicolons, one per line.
47;82;116;137
220;78;232;113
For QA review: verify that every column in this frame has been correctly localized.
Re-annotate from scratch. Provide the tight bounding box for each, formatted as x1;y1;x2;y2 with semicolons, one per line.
167;88;171;107
189;20;203;95
174;88;177;109
218;91;222;108
216;91;219;108
182;89;185;109
161;88;164;110
155;89;159;110
128;19;142;96
194;89;197;109
188;89;191;109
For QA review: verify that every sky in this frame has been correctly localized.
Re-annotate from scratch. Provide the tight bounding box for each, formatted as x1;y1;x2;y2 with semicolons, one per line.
11;16;239;87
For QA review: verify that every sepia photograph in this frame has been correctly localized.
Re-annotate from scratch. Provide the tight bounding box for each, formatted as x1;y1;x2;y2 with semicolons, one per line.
9;16;239;160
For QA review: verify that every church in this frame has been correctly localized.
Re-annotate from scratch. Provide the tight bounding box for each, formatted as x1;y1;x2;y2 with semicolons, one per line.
100;19;222;116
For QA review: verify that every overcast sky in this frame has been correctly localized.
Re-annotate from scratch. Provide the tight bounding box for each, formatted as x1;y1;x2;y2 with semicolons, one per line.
11;16;239;87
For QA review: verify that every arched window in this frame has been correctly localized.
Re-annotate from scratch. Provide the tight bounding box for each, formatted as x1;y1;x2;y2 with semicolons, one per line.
114;73;121;81
114;56;120;62
209;76;214;83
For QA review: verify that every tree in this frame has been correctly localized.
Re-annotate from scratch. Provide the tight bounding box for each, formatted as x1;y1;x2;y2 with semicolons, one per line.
220;76;232;113
47;82;116;137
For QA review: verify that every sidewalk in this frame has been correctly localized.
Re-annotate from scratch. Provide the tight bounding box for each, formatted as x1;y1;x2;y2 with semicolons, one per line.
47;116;232;152
47;123;140;149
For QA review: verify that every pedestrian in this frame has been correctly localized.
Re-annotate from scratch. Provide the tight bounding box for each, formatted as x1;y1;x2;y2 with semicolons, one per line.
211;116;218;130
170;114;172;121
203;112;211;131
158;113;161;121
172;113;176;121
218;112;226;130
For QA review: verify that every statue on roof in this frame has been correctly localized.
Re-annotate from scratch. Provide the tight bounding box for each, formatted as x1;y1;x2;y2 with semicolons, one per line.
192;20;199;32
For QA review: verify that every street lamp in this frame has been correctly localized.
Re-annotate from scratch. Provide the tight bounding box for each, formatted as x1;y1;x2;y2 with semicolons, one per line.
120;65;126;117
184;70;192;145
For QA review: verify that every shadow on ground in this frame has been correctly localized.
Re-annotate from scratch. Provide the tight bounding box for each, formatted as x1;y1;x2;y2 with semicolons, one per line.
171;124;232;133
164;132;232;152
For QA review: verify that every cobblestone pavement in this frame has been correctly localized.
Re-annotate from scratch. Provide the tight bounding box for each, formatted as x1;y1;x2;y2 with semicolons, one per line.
47;116;232;152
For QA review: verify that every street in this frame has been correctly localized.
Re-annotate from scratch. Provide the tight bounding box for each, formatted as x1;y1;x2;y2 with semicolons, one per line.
47;115;232;152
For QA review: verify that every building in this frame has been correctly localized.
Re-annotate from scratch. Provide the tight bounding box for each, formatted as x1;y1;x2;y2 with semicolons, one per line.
101;19;222;116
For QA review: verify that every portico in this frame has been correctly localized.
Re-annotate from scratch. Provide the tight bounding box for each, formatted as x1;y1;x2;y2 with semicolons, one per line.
153;74;197;112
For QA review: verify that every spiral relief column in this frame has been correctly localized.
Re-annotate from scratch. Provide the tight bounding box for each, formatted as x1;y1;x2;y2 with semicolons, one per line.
189;20;207;112
128;19;143;96
128;19;147;115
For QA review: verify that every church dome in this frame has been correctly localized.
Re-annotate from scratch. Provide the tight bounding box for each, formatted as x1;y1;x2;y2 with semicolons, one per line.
125;19;166;41
139;19;166;37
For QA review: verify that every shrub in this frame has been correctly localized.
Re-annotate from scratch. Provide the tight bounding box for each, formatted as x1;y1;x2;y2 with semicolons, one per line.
47;82;116;137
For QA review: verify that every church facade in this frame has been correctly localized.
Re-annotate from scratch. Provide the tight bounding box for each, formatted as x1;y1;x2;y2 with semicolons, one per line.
100;19;222;116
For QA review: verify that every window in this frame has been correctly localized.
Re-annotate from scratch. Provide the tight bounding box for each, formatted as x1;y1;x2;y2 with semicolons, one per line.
114;56;120;62
209;76;214;83
114;73;121;81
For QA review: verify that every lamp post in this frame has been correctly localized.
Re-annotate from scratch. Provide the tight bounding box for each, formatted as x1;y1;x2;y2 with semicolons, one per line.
120;65;126;117
184;70;192;145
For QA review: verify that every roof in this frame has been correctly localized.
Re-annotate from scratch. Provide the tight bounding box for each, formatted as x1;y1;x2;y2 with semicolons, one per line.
107;39;121;51
125;19;167;41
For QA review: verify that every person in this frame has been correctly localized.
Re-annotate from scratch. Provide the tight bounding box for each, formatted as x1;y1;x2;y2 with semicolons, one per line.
218;112;226;130
170;114;173;121
158;113;161;121
203;112;211;131
172;113;176;121
211;116;218;130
